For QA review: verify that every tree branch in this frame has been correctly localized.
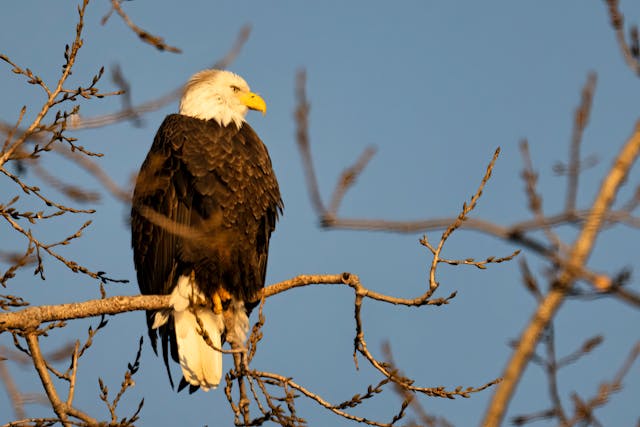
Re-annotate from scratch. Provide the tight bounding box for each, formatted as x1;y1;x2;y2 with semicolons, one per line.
482;120;640;426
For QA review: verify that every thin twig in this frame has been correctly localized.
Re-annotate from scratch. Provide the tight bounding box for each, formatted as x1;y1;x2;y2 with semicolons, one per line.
327;146;377;216
0;0;89;167
0;356;26;419
565;73;597;212
520;140;564;253
295;69;326;215
563;341;639;426
544;325;568;424
604;0;640;76
25;334;71;426
107;0;181;53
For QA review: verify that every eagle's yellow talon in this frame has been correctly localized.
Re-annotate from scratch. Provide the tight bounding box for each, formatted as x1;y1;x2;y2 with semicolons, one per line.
212;288;232;314
212;292;223;314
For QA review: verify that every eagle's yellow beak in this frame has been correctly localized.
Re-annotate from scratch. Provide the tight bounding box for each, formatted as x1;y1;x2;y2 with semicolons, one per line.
238;91;267;115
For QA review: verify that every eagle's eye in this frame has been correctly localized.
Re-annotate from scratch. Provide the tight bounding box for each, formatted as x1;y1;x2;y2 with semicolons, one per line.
231;85;240;93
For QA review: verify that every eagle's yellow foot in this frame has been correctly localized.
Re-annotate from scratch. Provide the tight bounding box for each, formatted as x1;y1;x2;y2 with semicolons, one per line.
212;288;232;314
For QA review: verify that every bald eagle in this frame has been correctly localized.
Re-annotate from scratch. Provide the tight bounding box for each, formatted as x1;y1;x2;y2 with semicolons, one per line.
131;70;282;392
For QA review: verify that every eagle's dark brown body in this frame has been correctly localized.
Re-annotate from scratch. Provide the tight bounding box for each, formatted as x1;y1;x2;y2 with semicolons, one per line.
131;114;282;385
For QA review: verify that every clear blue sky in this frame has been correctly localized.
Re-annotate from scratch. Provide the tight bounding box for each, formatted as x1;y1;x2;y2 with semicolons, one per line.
1;1;639;426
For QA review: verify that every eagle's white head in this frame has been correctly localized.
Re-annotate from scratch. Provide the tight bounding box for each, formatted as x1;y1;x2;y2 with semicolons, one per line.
179;69;266;128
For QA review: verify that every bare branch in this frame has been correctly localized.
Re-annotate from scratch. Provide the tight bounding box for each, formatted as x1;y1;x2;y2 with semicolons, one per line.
327;146;377;218
0;0;90;167
563;341;640;426
482;121;640;426
26;333;98;426
295;69;326;215
604;0;640;76
105;0;182;53
520;139;564;252
0;356;26;419
0;295;169;331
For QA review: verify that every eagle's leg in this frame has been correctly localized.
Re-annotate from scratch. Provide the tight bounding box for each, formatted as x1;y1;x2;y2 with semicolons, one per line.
212;287;232;314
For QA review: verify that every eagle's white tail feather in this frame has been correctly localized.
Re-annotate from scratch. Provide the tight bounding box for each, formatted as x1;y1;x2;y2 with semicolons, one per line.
170;275;224;391
174;307;223;391
151;276;252;391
